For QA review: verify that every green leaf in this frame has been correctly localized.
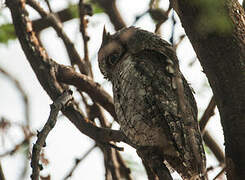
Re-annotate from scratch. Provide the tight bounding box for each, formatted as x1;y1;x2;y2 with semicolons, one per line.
68;2;104;18
85;0;104;14
92;3;104;14
0;23;16;44
68;4;79;19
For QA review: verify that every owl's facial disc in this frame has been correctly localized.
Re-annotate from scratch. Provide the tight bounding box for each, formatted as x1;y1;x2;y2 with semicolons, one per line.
98;41;125;79
98;28;126;80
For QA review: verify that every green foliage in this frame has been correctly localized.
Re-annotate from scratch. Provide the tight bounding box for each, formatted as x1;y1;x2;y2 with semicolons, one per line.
204;143;212;155
0;23;16;44
92;3;104;14
68;4;79;19
85;0;104;14
194;0;233;34
68;2;104;18
0;2;104;44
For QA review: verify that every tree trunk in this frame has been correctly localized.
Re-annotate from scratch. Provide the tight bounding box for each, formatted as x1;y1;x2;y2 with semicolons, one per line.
171;0;245;179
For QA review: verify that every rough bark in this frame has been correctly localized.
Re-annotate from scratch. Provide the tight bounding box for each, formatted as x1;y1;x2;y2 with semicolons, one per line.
5;0;126;146
171;0;245;179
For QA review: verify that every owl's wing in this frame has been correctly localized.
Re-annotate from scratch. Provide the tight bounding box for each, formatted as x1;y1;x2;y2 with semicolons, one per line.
133;49;206;175
155;50;205;174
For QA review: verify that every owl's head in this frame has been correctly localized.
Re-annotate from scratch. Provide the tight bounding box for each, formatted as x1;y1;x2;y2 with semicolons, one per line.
98;26;177;80
98;27;135;80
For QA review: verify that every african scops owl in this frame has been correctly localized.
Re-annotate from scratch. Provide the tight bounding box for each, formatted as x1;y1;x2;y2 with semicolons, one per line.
98;27;206;179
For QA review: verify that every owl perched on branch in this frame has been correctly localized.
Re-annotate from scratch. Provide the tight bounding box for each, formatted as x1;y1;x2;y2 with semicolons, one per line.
98;27;206;180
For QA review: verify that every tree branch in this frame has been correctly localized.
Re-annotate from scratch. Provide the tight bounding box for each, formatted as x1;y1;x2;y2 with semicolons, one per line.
27;0;89;75
0;66;31;178
31;90;73;180
5;0;128;147
94;0;126;30
199;96;216;133
79;0;93;77
57;65;117;120
198;95;225;163
32;5;76;33
0;66;30;126
64;144;97;180
0;162;5;180
203;131;225;164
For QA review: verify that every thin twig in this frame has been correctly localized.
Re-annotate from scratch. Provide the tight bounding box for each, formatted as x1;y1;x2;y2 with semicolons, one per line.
102;147;121;180
0;67;30;126
199;96;216;133
0;131;34;157
0;161;5;180
198;95;225;163
169;11;176;44
26;0;89;75
43;0;52;13
79;0;93;78
213;166;226;180
173;34;186;50
203;131;225;163
115;151;132;180
31;90;73;180
151;0;172;34
0;66;31;178
64;144;97;180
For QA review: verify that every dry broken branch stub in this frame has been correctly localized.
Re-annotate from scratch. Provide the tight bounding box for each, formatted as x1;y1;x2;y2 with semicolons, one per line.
31;90;73;180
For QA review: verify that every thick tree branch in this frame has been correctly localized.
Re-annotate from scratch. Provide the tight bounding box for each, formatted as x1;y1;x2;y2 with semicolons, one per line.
6;0;128;147
171;0;245;179
57;65;117;120
27;0;89;75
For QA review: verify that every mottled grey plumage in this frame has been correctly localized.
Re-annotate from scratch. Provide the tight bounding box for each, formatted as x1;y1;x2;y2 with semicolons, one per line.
98;27;206;179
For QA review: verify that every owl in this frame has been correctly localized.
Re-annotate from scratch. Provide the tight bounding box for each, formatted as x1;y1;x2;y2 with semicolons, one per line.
98;27;206;180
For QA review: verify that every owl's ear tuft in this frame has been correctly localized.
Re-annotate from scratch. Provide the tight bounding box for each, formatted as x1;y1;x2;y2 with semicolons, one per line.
102;26;111;45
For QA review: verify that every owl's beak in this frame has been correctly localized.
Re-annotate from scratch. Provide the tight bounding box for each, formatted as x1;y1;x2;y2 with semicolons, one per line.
102;26;111;44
